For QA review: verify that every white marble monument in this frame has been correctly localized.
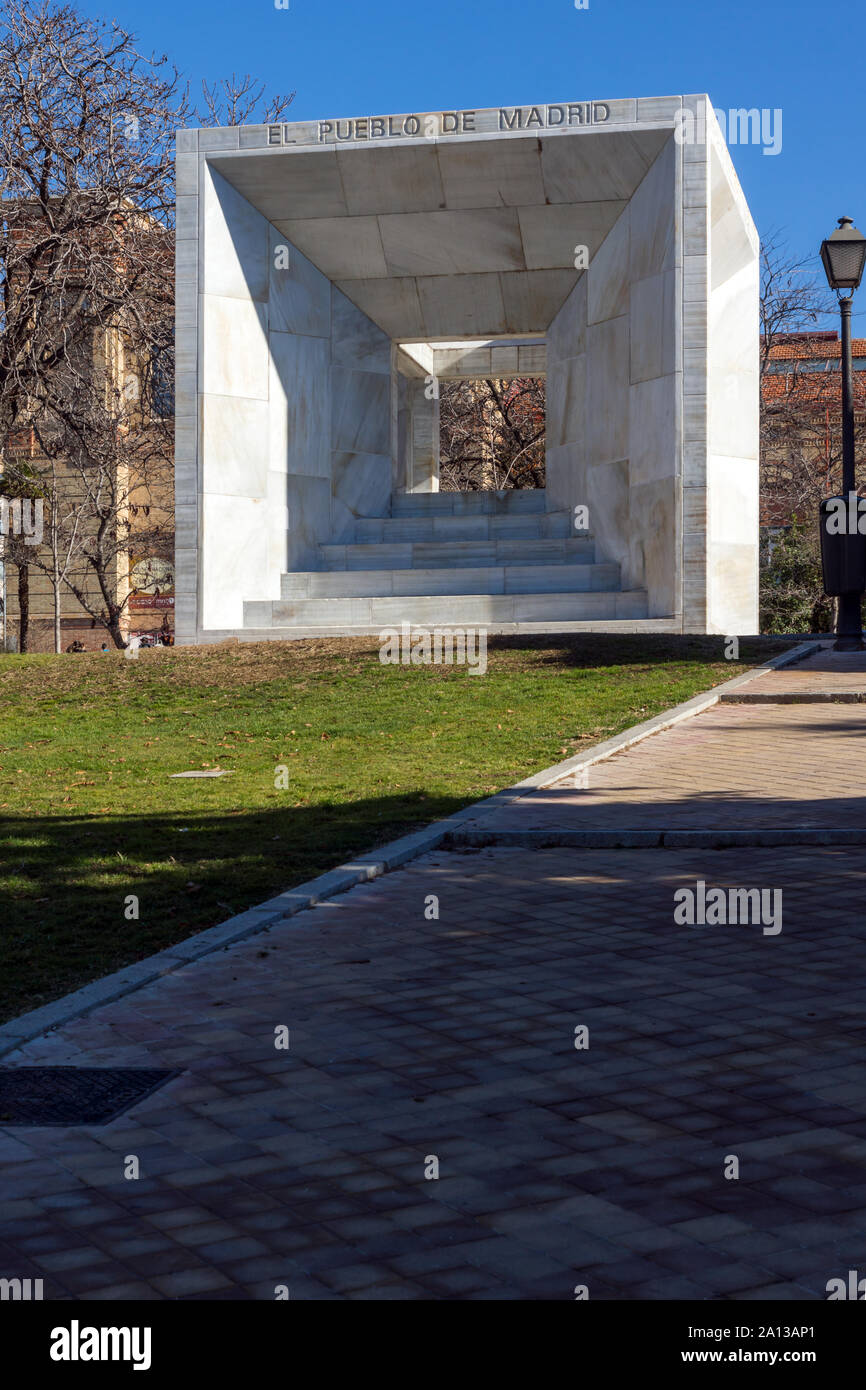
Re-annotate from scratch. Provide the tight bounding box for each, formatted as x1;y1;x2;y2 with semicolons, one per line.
174;95;759;641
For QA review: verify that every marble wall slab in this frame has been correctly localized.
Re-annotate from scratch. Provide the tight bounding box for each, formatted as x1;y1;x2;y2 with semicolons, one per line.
436;138;546;209
284;473;332;571
628;136;677;283
331;451;394;541
518;203;625;271
540;128;667;203
547;276;587;363
586;315;630;467
499;270;579;336
547;354;585;450
269;332;331;478
202;493;272;628
331;366;391;455
545;277;587;515
203;169;269;302
202;295;269;400
202;395;270;497
629;270;677;384
628;375;678;489
628;477;679;616
416;273;508;339
701;127;759;633
268;227;332;337
545;139;682;617
586;457;630;581
379;209;525;278
329;293;397;529
337;143;445;217
587;211;630;325
276;216;389;282
331;289;392;372
335;277;426;340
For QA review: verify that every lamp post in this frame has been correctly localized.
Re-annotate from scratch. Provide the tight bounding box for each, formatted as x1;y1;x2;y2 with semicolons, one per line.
820;217;866;650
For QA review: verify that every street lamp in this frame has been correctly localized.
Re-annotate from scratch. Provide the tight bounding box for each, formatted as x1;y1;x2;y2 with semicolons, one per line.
821;217;866;292
820;217;866;650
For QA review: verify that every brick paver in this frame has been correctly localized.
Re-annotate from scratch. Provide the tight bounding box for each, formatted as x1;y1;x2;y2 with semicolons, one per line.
3;657;866;1300
745;646;866;696
464;701;866;830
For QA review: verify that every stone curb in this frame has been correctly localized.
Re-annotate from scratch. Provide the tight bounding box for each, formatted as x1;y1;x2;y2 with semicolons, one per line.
0;638;818;1059
445;827;866;850
720;690;866;704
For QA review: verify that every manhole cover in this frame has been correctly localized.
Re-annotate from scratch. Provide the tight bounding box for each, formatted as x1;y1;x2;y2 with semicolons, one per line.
0;1067;179;1127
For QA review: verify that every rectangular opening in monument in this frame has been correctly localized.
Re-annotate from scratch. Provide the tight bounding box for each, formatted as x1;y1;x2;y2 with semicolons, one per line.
438;373;546;493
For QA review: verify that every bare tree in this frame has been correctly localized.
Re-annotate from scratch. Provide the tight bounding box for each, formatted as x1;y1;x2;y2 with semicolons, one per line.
0;2;300;649
0;438;42;648
29;452;84;653
759;230;834;376
758;232;865;632
0;0;183;453
440;377;545;491
0;0;186;645
3;526;31;648
198;73;295;128
759;231;849;521
28;373;173;650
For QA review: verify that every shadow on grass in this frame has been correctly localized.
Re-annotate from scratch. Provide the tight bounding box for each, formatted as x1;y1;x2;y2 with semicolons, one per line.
4;740;864;1026
0;791;468;1023
482;633;794;671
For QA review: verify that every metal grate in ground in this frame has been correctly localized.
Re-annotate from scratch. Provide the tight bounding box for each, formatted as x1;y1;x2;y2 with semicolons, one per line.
0;1067;179;1126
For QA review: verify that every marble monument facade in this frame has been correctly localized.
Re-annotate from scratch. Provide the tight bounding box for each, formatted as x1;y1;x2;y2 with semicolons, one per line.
174;95;759;641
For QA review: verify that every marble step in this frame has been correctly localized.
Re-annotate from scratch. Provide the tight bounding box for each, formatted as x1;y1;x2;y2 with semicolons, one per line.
245;590;649;627
354;511;573;543
280;563;621;600
320;537;596;571
391;488;546;516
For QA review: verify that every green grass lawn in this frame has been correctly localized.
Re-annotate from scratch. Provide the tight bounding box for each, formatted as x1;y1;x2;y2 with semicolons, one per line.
0;634;791;1023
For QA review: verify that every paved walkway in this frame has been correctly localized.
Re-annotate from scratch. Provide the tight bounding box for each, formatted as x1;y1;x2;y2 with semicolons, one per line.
2;644;866;1300
459;702;866;833
459;646;866;834
735;646;866;697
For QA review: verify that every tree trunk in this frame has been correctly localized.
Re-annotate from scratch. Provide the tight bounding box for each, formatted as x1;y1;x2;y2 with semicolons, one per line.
17;561;29;653
52;549;61;655
106;610;127;649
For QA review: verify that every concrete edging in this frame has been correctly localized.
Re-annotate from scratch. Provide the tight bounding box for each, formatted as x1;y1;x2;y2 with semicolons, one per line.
446;827;866;849
721;690;866;704
0;638;819;1059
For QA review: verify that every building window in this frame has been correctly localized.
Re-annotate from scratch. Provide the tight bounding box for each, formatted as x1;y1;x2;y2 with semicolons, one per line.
146;346;174;418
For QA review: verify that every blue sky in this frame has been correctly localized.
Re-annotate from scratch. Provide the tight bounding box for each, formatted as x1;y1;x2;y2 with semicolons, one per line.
81;0;864;320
